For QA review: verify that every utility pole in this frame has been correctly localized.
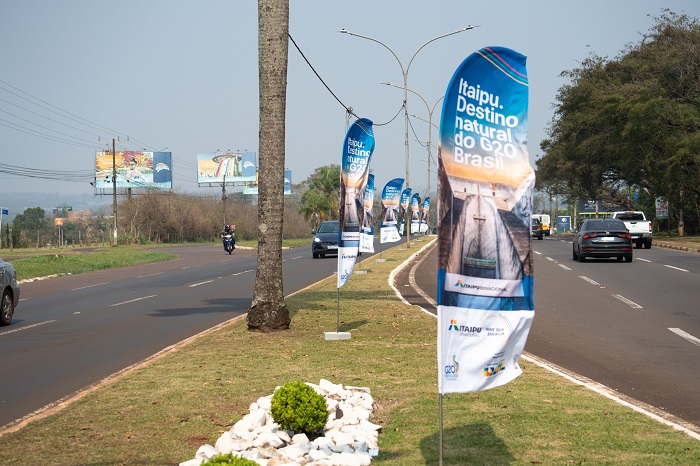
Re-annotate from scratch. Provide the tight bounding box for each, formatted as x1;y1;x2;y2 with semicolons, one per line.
112;138;118;245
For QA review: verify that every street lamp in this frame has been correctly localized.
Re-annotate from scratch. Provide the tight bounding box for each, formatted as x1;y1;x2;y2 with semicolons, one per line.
383;82;443;210
339;26;476;246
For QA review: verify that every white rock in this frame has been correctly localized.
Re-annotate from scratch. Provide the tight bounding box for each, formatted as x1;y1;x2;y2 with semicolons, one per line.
248;408;268;428
178;459;201;466
328;452;368;466
278;444;309;461
291;433;310;444
329;443;354;454
276;429;292;444
253;431;286;448
352;441;369;453
307;447;330;462
327;430;356;448
359;419;382;432
194;444;218;460
312;436;334;448
214;431;236;454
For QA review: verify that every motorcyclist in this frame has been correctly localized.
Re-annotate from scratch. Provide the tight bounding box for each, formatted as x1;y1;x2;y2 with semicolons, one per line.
221;224;235;249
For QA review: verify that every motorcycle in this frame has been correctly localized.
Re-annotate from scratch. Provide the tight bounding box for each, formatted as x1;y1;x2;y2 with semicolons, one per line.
222;234;235;254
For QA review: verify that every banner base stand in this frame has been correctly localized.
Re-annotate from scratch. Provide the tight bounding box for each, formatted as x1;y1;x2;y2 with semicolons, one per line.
324;332;351;341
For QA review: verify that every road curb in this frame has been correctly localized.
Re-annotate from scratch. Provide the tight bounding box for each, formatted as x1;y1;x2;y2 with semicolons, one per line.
654;241;700;254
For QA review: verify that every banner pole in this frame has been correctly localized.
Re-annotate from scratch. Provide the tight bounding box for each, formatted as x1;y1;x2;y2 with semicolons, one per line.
439;393;444;466
336;287;340;333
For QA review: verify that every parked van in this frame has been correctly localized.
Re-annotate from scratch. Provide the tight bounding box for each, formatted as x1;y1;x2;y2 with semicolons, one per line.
532;214;551;236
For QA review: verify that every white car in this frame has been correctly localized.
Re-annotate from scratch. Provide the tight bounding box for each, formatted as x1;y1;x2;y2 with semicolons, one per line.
1;257;20;326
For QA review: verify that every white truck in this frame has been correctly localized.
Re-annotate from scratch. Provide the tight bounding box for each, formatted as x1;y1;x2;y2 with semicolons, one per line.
611;211;652;249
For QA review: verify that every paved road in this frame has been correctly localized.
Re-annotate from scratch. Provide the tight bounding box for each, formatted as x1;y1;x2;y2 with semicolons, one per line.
397;236;700;431
0;240;401;430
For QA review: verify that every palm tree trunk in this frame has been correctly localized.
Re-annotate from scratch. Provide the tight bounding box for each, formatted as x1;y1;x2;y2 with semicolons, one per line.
247;0;291;331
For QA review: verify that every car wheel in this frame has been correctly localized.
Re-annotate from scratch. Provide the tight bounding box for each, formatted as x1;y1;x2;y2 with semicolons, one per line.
321;254;325;258
635;241;642;249
625;254;633;262
1;289;13;326
572;248;578;260
313;253;319;259
617;256;624;261
644;240;652;249
577;249;585;262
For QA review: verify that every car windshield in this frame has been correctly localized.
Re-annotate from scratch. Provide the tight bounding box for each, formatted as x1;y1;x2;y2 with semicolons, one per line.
317;222;339;233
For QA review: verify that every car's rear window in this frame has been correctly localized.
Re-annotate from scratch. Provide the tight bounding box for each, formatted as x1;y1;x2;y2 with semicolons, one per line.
318;222;339;233
584;220;626;231
616;213;644;220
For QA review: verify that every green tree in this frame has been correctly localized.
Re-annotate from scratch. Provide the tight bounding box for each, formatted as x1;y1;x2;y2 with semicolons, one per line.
299;164;340;229
247;0;291;332
538;9;700;233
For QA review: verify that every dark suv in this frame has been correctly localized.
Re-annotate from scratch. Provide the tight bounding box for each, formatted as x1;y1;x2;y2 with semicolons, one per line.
531;218;543;240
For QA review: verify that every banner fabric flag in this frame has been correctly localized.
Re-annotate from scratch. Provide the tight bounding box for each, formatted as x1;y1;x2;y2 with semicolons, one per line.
420;197;431;233
399;188;411;236
338;118;375;288
437;46;535;394
360;174;375;253
410;193;421;234
380;178;404;243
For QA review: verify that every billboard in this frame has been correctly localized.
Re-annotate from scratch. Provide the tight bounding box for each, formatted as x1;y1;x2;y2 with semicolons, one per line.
94;151;172;189
197;152;257;184
242;169;292;195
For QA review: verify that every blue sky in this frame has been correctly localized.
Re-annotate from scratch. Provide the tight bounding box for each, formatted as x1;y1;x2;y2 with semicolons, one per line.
1;1;698;199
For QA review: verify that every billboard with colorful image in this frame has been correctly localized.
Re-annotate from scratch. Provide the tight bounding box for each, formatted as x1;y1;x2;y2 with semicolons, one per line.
94;151;172;189
197;152;257;184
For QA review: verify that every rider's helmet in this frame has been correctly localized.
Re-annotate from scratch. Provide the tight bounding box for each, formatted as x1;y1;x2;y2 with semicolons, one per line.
224;224;230;230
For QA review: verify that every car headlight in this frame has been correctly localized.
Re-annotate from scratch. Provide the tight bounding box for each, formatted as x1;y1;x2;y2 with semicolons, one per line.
314;237;321;243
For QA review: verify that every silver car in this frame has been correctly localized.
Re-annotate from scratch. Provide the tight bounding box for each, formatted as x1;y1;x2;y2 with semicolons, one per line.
1;257;20;326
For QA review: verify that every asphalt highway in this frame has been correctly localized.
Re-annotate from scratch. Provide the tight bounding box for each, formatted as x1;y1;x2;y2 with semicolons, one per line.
398;236;700;432
0;240;401;430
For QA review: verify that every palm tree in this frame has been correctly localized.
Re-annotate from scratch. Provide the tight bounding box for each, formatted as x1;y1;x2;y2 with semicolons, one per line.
300;189;329;232
247;0;291;332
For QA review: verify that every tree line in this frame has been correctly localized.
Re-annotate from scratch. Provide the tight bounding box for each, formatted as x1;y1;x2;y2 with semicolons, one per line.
536;10;700;234
3;190;311;249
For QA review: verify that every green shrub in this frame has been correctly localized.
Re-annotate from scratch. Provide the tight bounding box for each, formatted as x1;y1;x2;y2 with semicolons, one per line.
205;453;258;465
270;381;329;435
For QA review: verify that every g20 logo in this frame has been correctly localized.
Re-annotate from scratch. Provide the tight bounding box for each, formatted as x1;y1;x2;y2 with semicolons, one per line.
444;355;459;380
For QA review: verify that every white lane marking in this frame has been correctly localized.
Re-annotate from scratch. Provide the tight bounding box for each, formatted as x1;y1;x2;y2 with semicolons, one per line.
137;272;163;278
231;270;254;276
0;320;56;336
72;282;110;291
110;295;157;306
546;257;555;262
612;294;643;309
637;258;652;263
189;280;215;287
558;264;571;271
291;256;303;260
579;276;600;286
534;251;542;255
664;265;689;272
668;328;700;348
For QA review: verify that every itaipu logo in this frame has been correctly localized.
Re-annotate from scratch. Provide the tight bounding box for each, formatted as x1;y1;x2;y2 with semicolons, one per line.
155;163;170;172
448;319;482;337
444;355;459;380
341;253;356;260
484;361;506;378
243;161;255;169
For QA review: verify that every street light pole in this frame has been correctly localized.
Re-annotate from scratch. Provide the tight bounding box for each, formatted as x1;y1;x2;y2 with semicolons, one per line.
339;26;476;246
384;83;443;234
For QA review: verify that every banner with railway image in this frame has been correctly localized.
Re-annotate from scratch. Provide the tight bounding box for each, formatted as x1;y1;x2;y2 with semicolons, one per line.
437;47;535;394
